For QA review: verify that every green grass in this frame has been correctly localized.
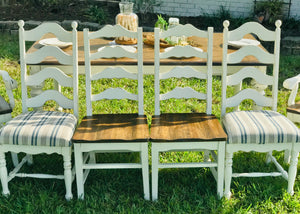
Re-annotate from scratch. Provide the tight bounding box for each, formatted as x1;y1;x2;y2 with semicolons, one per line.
0;32;300;213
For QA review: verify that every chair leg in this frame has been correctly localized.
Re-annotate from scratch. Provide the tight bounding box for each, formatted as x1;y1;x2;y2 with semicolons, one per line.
287;150;299;195
62;149;73;200
224;151;233;199
89;152;96;164
141;143;150;200
265;151;272;164
0;152;10;196
203;150;210;162
74;144;84;200
151;145;159;201
217;143;225;198
11;152;18;167
27;154;33;165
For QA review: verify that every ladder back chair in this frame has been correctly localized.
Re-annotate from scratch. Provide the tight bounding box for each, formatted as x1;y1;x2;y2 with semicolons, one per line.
0;70;17;126
283;74;300;123
221;20;300;199
72;25;150;200
151;24;227;201
0;70;18;167
0;20;79;200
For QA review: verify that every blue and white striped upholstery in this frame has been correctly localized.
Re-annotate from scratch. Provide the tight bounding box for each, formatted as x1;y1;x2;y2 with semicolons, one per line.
223;110;300;144
0;111;77;147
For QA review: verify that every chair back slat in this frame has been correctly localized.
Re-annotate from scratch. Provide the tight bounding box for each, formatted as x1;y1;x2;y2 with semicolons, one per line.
160;46;207;59
92;88;138;102
25;46;73;65
160;87;207;101
154;25;213;115
90;46;137;60
27;90;74;109
18;20;79;117
160;67;207;80
26;67;73;87
91;67;137;80
221;20;281;116
84;26;143;116
226;67;273;86
227;46;275;64
226;89;273;108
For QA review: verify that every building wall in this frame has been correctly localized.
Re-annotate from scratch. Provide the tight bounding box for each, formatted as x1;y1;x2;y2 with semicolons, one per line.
153;0;300;20
290;0;300;18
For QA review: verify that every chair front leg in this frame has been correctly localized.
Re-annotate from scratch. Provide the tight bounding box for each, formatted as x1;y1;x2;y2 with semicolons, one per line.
217;142;225;199
62;148;73;200
287;150;299;195
74;144;84;200
0;151;9;196
224;151;233;199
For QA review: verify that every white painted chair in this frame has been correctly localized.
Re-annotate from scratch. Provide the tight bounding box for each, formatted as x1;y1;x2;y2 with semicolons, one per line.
72;25;150;200
221;20;300;199
0;20;79;200
283;74;300;123
0;70;18;167
0;70;17;126
151;24;227;201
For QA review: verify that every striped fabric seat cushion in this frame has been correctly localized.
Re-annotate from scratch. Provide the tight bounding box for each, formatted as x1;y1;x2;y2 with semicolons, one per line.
0;111;77;147
222;110;300;144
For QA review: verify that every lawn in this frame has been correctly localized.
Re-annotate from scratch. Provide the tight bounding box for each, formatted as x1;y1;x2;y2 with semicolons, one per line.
0;32;300;213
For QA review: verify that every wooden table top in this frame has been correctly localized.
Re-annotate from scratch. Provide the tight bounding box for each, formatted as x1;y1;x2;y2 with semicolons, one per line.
28;32;264;66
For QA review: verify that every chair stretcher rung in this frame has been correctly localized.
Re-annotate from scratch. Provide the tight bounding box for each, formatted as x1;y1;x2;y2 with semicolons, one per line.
269;154;289;180
83;163;142;169
158;162;217;169
232;172;283;178
14;173;64;179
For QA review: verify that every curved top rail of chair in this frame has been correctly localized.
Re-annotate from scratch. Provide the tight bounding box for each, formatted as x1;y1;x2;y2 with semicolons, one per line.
87;24;139;40
223;20;282;42
18;20;77;42
160;24;212;38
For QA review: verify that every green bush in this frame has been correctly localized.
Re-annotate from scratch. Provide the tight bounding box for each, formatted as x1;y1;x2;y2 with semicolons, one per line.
85;5;109;25
254;0;284;24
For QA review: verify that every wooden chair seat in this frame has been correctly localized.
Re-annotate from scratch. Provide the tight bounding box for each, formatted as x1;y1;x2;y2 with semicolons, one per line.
151;113;227;142
72;114;149;143
0;95;12;115
287;101;300;115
